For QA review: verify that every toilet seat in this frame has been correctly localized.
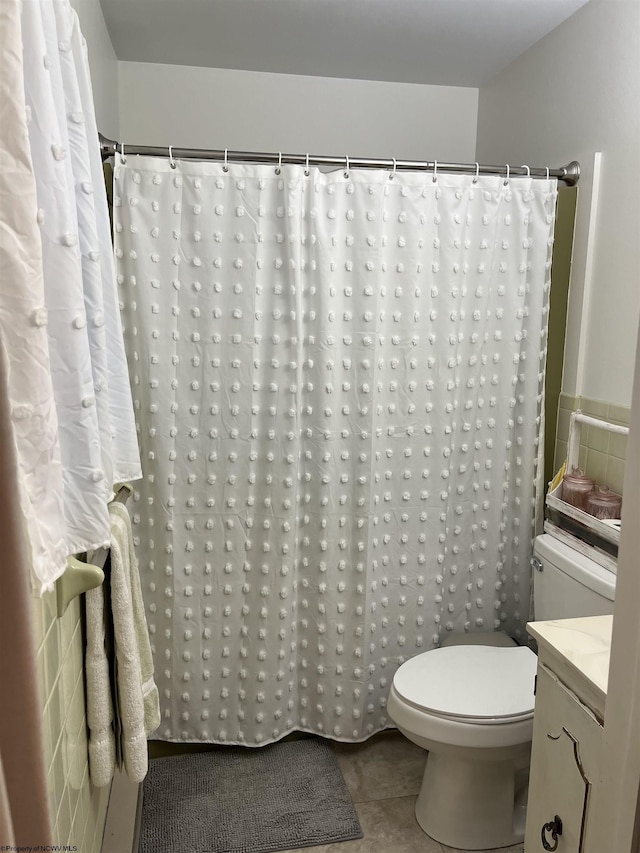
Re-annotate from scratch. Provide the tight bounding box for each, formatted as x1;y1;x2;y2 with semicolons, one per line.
393;645;537;724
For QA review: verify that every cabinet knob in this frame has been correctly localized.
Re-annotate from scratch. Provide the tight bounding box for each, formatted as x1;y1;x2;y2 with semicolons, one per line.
541;815;563;851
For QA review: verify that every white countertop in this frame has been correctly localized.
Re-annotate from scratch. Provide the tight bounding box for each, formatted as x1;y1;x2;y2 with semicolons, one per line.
526;615;613;709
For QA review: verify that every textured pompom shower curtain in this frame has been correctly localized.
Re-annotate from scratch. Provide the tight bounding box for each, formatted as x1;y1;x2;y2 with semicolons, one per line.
114;158;557;744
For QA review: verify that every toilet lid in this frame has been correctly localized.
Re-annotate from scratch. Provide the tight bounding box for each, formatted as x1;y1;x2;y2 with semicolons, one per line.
393;645;537;722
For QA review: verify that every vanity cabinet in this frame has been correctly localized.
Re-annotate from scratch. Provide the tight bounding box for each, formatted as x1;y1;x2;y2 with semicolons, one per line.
525;616;611;853
524;664;602;852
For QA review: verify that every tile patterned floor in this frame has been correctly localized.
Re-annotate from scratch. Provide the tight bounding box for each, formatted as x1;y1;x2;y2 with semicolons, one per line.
286;731;524;853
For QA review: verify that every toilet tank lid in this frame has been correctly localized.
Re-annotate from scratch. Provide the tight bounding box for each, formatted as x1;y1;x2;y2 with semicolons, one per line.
392;645;538;721
534;534;616;601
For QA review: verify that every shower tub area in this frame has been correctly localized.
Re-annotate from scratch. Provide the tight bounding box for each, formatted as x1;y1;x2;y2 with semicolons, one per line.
110;142;568;747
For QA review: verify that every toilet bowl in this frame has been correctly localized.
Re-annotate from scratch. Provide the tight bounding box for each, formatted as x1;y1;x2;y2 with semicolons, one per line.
387;642;537;851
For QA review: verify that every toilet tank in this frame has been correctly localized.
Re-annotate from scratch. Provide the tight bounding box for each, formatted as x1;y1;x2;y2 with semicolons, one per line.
532;534;616;621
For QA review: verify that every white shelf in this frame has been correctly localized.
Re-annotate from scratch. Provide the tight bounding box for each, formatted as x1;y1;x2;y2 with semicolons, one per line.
546;483;620;547
546;410;625;550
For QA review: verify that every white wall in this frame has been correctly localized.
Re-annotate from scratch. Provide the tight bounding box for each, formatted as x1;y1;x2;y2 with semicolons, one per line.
70;0;119;136
476;0;640;407
118;62;478;162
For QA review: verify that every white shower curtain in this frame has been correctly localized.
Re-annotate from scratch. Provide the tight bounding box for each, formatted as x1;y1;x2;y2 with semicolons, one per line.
114;157;557;744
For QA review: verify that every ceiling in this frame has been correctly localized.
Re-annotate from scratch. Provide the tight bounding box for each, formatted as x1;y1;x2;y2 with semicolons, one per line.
100;0;590;87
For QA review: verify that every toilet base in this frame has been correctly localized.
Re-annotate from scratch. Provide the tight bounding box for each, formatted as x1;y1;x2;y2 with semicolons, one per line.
415;751;527;850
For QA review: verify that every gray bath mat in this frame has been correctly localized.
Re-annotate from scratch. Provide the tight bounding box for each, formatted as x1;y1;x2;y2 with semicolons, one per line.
138;738;363;853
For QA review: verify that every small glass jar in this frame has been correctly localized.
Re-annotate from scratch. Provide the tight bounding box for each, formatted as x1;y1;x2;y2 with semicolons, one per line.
586;487;622;520
561;467;595;510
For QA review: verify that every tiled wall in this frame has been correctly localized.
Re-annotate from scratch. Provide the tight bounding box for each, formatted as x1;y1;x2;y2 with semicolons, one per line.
32;591;110;852
554;393;630;495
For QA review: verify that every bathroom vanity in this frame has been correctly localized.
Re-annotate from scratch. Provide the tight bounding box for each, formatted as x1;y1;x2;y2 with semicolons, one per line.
525;615;613;853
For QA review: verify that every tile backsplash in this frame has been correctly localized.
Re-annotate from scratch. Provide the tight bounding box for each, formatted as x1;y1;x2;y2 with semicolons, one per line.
554;394;629;495
33;592;110;852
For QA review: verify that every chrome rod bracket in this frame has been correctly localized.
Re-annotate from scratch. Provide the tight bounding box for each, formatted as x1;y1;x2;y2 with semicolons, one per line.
561;160;581;187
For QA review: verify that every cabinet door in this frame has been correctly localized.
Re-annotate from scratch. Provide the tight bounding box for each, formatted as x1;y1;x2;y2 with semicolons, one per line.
525;663;603;853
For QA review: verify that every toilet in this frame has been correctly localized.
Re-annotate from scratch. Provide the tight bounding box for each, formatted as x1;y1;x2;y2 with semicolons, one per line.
387;533;616;851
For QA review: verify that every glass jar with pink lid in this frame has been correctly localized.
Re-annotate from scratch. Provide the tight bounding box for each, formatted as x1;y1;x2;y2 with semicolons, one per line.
561;467;595;510
585;487;622;520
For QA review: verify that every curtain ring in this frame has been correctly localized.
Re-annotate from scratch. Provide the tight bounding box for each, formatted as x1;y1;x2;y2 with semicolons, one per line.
344;155;350;179
275;152;282;175
473;162;480;183
304;153;310;177
521;164;531;177
504;163;510;186
168;145;176;169
222;148;229;173
432;160;438;183
389;157;397;180
119;142;126;165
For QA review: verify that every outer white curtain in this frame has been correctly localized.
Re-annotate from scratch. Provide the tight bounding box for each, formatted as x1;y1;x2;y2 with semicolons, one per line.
0;0;141;593
114;157;557;744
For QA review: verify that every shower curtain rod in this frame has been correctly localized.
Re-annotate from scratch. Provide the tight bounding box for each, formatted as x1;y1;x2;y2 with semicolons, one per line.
98;134;580;186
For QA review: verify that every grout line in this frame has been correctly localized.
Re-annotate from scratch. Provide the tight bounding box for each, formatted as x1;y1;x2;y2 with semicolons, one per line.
352;793;421;807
